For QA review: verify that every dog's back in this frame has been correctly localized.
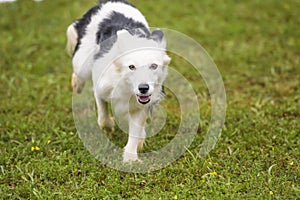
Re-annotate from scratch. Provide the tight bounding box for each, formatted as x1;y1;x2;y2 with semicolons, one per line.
67;0;150;81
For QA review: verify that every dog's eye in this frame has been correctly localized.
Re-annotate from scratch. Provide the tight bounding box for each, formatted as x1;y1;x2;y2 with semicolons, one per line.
150;63;158;70
128;65;136;71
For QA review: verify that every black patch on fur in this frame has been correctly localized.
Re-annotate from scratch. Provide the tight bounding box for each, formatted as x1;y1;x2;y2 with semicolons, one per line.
95;11;150;58
73;0;136;55
99;0;135;7
73;5;101;54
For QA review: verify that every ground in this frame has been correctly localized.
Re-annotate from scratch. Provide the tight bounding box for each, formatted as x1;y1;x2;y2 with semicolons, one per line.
0;0;299;199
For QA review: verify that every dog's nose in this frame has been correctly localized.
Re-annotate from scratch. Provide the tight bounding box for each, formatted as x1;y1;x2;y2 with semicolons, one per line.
138;83;149;94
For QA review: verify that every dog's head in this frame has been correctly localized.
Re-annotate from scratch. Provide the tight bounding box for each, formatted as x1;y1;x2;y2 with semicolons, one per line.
114;29;171;105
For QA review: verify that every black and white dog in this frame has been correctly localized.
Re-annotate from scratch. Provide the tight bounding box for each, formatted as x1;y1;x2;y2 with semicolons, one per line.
67;0;171;162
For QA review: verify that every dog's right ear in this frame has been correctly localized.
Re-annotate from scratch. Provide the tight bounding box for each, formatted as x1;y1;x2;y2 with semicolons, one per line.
116;30;133;52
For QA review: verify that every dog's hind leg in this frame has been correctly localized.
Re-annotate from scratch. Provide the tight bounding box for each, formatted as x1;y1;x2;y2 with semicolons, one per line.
66;23;86;94
71;73;85;94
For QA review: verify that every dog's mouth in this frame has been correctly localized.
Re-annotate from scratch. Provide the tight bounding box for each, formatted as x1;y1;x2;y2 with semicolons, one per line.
137;94;151;104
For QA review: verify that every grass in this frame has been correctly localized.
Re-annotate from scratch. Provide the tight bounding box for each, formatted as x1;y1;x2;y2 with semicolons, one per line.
0;0;299;199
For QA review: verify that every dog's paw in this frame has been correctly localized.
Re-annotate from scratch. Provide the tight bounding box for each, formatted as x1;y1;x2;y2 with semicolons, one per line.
123;151;141;163
98;117;115;132
71;73;85;94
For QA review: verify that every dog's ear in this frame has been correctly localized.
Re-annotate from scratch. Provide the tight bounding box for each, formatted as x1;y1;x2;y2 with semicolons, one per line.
116;30;132;52
151;29;166;49
117;29;132;40
151;29;164;42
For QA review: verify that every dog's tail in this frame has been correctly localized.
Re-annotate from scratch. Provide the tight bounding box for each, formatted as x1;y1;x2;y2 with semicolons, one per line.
66;23;78;57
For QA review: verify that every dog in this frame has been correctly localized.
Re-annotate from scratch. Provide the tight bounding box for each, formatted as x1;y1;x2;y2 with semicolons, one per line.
66;0;171;162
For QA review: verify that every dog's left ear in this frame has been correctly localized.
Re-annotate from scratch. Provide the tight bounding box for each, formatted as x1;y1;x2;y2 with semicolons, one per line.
151;29;166;48
151;29;164;43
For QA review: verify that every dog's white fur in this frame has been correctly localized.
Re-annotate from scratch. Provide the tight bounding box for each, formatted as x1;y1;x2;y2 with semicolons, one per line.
67;1;170;162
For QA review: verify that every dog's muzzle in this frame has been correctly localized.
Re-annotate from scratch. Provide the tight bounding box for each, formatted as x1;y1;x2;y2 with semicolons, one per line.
137;83;151;104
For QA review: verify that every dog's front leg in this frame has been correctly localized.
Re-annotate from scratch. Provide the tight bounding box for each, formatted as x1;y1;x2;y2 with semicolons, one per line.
123;110;147;162
94;92;114;130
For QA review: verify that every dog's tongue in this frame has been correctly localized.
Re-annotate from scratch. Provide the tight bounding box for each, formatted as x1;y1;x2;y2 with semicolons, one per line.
139;96;150;102
138;95;150;104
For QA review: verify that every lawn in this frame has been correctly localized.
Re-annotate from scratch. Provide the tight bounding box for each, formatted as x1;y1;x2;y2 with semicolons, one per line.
0;0;299;199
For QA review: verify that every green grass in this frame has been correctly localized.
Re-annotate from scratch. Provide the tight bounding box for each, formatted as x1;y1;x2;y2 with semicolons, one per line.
1;0;299;199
